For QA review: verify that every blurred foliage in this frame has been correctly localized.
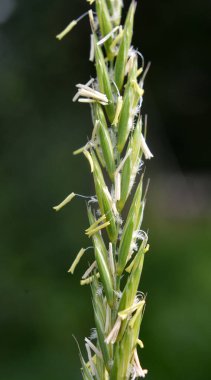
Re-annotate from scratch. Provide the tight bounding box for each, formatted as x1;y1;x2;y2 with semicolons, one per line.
0;0;210;379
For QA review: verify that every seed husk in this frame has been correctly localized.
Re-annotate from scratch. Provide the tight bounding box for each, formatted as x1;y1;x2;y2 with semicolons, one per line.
118;240;147;313
114;0;137;91
96;0;114;60
118;118;142;210
117;58;142;153
93;305;111;371
94;37;115;122
95;104;115;180
94;240;114;307
101;186;118;243
117;218;135;275
87;206;108;262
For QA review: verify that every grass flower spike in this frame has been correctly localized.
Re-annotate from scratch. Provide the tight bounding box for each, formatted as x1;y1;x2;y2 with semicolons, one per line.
55;1;153;378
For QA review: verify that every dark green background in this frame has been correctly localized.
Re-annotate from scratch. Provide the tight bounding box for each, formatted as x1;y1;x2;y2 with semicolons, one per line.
1;0;210;379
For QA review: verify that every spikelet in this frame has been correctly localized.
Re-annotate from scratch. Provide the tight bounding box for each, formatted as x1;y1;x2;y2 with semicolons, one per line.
55;1;154;378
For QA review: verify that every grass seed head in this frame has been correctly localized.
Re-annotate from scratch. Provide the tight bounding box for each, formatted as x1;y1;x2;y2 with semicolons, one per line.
55;0;153;377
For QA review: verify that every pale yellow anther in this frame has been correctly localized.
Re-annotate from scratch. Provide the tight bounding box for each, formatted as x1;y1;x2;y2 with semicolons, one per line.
75;83;108;104
110;28;124;53
86;214;107;232
73;144;88;155
76;85;108;103
97;26;120;46
137;67;144;77
86;221;110;237
68;248;86;274
112;96;123;126
53;192;75;212
140;133;154;160
73;78;95;102
115;172;121;202
129;301;145;328
115;148;132;176
88;9;96;31
125;55;136;75
132;80;145;97
80;273;100;286
137;339;144;349
87;0;95;4
78;98;96;104
133;348;148;378
105;316;122;345
56;20;77;40
89;34;95;62
82;261;97;279
85;338;102;358
83;150;94;172
118;300;145;320
144;244;150;253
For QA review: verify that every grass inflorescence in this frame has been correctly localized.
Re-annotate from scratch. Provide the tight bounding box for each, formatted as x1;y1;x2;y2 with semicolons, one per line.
55;1;153;378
